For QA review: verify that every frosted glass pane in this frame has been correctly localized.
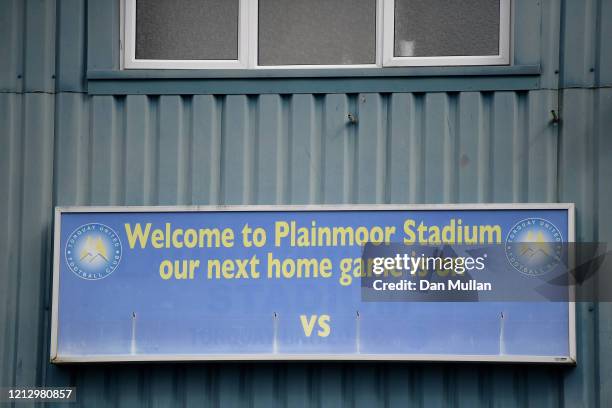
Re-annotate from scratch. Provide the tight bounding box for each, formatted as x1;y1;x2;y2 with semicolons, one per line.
136;0;239;60
258;0;376;66
394;0;500;57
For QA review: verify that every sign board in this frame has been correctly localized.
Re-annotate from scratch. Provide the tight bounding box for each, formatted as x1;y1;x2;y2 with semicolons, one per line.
51;204;575;363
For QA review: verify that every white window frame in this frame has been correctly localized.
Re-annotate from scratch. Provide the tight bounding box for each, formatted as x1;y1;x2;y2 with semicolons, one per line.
123;0;250;69
123;0;511;70
382;0;511;67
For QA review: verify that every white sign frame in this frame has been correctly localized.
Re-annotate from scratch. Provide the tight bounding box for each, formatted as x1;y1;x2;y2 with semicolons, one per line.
51;203;576;364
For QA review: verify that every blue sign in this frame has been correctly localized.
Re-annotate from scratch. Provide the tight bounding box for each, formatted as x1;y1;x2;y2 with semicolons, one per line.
51;205;575;363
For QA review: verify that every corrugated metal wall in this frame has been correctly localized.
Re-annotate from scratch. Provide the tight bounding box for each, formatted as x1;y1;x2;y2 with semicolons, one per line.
1;0;611;406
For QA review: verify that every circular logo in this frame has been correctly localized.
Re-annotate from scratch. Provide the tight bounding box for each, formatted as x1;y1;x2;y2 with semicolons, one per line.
65;223;122;280
505;218;563;276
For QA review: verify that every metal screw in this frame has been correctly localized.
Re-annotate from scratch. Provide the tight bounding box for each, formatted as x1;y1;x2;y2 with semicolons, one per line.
347;113;358;124
551;110;560;124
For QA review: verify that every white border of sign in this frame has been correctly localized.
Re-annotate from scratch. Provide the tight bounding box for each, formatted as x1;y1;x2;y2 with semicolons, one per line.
51;203;576;364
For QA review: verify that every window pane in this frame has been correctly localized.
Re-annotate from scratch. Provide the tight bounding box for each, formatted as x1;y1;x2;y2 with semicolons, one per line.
394;0;500;57
258;0;376;66
136;0;239;60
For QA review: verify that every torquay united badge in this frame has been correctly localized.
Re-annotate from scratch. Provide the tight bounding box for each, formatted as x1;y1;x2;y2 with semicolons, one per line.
505;218;563;276
65;223;122;280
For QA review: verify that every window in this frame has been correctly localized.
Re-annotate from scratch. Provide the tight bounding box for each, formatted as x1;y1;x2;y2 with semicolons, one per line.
383;0;510;66
257;0;377;67
124;0;249;68
123;0;510;69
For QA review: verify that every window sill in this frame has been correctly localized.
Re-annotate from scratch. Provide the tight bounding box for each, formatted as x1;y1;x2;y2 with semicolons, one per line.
86;65;541;95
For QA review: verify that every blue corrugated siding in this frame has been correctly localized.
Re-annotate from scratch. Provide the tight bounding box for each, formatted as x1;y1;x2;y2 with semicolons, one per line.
1;0;611;407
